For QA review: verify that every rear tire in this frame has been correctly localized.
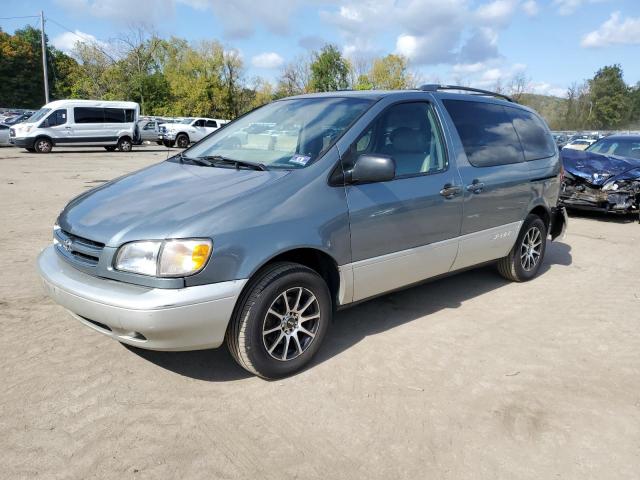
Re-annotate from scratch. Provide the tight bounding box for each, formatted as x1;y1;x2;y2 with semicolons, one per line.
497;214;547;282
226;262;332;379
33;137;52;153
104;146;116;152
117;137;132;152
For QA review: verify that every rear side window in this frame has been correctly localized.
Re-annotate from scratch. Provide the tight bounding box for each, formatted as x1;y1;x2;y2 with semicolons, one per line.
74;107;104;124
507;107;555;160
104;108;125;123
443;100;523;167
124;109;135;122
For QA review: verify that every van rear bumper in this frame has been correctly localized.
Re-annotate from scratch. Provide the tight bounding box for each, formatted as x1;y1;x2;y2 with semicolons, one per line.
37;245;247;351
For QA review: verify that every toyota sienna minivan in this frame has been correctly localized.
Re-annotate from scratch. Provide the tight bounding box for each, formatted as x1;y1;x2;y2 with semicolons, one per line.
37;86;567;378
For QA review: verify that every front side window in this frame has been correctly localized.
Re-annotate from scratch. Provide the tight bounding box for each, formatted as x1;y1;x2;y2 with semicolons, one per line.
507;107;555;161
193;119;205;127
143;121;156;130
346;102;448;177
185;97;374;169
205;120;218;128
44;109;67;127
74;107;104;124
443;99;524;167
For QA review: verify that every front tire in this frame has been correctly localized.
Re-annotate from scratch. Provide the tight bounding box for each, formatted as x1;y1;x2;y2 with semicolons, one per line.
117;137;132;152
226;262;332;379
33;137;52;153
176;133;189;148
163;139;175;148
497;214;547;282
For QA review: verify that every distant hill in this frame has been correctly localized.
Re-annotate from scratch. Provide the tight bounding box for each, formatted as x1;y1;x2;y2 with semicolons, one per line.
516;93;567;130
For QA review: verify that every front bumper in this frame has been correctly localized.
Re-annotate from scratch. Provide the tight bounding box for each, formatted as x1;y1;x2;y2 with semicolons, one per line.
158;132;176;141
11;136;35;148
37;245;246;351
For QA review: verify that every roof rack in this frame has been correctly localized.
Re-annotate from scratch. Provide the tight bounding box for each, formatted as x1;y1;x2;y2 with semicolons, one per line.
419;84;513;102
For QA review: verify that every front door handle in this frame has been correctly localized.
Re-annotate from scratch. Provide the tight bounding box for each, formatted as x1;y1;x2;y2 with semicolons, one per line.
440;184;462;199
466;179;485;194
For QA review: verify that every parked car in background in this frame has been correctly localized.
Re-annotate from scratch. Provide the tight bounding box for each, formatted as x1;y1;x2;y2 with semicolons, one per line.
560;135;640;214
0;124;12;146
10;100;140;153
4;112;33;126
137;119;168;143
37;85;567;378
157;117;229;148
552;133;569;149
563;138;596;151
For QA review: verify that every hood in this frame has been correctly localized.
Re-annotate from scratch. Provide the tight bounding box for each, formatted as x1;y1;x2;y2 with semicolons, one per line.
58;160;289;246
561;148;640;186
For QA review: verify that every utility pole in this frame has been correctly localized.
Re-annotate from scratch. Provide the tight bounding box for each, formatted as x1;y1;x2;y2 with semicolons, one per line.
40;10;49;104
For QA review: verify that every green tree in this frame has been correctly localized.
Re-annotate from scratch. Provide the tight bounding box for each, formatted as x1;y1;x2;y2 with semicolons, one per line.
309;45;349;92
588;65;631;129
369;54;411;90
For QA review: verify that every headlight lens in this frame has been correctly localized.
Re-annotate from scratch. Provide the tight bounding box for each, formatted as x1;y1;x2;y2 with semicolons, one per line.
115;239;212;277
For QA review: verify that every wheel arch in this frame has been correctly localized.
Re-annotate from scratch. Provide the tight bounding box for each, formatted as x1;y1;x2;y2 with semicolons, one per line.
243;247;341;311
528;204;551;229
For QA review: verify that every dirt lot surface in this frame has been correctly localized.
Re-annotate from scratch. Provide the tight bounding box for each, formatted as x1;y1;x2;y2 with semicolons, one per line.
1;146;639;479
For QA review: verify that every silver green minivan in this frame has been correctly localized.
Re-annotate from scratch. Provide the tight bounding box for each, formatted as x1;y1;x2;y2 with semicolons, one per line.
37;86;567;378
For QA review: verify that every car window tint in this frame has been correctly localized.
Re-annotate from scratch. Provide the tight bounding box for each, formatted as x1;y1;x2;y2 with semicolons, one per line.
205;120;217;128
104;108;125;123
124;109;135;122
349;102;447;177
443;99;524;167
506;107;555;160
193;119;205;127
74;107;104;123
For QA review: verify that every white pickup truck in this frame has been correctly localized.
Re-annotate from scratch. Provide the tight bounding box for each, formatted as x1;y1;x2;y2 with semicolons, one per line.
157;117;229;148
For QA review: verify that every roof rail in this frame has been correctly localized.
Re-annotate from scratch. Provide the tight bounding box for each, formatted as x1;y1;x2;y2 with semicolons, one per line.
419;84;513;102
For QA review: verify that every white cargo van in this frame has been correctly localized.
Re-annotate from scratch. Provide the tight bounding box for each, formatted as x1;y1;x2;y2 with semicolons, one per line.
10;100;140;153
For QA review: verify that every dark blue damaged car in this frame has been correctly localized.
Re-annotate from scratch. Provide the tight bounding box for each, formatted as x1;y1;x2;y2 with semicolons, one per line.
560;135;640;215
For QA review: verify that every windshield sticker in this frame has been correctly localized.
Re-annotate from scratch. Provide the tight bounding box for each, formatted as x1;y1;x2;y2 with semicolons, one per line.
289;154;311;166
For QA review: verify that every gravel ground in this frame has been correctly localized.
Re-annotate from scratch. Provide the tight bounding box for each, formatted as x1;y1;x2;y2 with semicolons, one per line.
1;145;639;479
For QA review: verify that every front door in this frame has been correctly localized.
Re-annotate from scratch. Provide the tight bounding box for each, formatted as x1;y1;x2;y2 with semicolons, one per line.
41;108;71;144
440;98;531;270
343;101;463;302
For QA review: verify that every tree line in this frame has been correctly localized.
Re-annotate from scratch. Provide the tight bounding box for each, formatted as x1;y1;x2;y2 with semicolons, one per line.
1;25;639;130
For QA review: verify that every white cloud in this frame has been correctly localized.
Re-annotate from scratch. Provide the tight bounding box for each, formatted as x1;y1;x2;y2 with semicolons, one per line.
521;0;539;16
251;52;285;69
476;0;518;27
51;30;107;53
552;0;609;16
529;82;567;97
54;0;174;23
581;11;640;48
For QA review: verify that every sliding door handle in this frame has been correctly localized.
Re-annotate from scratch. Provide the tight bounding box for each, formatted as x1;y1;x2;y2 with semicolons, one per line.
466;180;485;193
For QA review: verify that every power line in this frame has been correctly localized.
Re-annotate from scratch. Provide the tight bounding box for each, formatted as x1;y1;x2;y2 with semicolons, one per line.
0;15;40;20
46;16;117;62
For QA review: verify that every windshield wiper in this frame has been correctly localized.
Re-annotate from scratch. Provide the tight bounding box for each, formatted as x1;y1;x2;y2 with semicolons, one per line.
175;152;215;167
199;155;268;171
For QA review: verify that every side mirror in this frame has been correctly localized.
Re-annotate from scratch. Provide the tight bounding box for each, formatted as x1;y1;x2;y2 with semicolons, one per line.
348;154;396;184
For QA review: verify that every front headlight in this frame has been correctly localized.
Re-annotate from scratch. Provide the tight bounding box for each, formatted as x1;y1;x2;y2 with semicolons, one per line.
115;239;212;277
602;181;620;191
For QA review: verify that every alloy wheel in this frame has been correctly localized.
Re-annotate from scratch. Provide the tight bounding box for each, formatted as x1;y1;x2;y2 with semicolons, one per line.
262;287;321;361
520;226;542;271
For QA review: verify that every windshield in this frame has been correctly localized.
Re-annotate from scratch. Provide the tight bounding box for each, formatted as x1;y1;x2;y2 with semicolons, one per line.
179;118;194;124
27;108;50;124
587;138;640;159
185;97;374;169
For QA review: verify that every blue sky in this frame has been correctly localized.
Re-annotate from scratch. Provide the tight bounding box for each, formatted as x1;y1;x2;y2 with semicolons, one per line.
3;0;640;97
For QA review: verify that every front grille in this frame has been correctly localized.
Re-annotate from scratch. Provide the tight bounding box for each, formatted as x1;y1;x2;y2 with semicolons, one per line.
55;228;104;267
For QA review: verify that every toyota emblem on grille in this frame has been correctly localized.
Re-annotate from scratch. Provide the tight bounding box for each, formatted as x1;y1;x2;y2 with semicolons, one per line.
63;238;73;252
